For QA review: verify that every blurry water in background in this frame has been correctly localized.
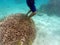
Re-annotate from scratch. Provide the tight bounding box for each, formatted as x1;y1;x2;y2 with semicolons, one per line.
0;0;49;19
0;0;60;45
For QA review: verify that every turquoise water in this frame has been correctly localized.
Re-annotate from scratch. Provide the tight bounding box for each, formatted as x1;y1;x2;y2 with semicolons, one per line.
0;0;49;19
0;0;60;45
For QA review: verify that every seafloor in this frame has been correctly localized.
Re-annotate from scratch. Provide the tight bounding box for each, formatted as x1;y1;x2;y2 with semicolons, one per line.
0;0;60;45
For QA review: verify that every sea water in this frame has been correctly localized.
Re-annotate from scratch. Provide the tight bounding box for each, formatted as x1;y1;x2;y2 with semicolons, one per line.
0;0;60;45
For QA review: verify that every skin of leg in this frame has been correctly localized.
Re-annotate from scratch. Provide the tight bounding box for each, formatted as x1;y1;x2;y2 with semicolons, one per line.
28;11;36;18
26;10;31;16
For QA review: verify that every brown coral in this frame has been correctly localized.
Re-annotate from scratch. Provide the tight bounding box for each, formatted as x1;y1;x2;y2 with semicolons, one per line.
0;13;36;45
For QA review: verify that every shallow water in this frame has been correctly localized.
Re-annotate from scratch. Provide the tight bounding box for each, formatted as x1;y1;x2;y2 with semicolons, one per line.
0;0;60;45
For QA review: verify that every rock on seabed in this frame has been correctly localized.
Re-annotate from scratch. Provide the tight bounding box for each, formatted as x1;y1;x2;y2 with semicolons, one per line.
0;13;36;45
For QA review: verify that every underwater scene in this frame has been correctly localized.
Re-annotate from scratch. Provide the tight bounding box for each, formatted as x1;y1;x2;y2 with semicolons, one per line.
0;0;60;45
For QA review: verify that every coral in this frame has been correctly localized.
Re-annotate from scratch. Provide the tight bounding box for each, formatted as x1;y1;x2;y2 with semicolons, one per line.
0;13;36;45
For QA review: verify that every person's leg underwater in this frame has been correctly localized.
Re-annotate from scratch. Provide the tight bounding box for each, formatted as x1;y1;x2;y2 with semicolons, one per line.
26;0;36;18
26;10;31;15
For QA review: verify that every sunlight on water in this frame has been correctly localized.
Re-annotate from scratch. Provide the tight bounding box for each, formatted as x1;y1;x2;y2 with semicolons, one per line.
0;0;60;45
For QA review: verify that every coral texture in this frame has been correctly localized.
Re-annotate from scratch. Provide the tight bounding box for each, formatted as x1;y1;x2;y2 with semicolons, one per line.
0;13;36;45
